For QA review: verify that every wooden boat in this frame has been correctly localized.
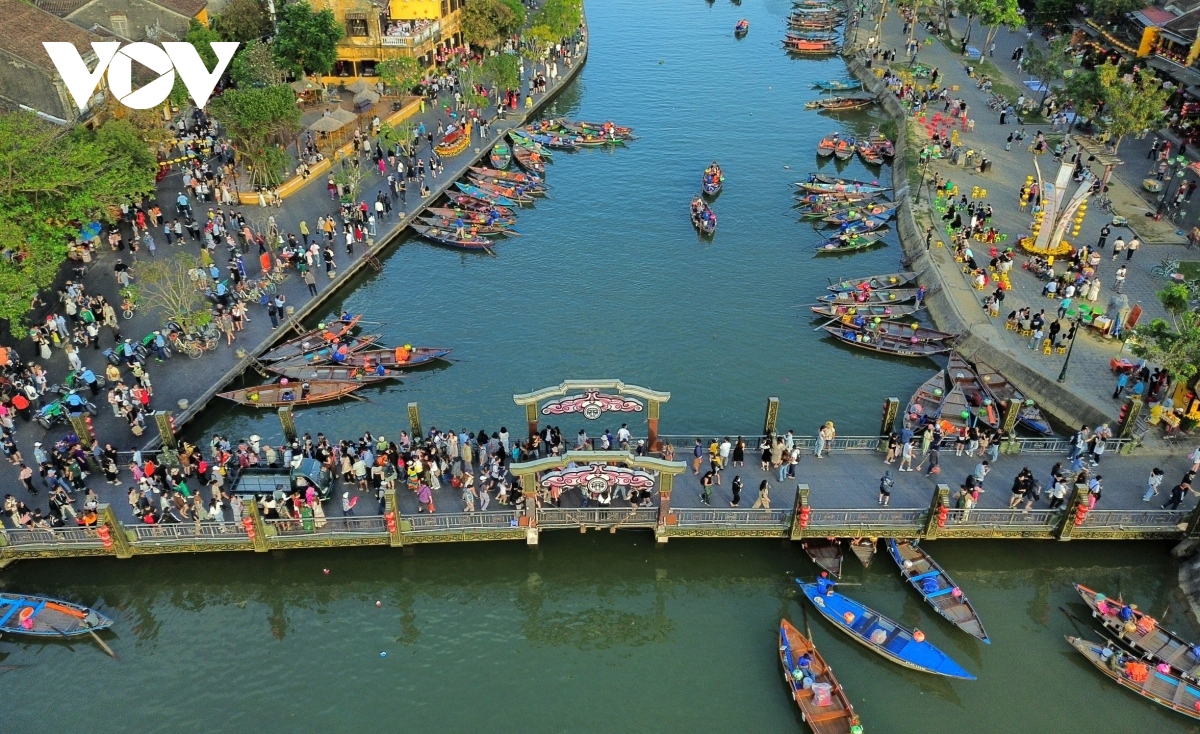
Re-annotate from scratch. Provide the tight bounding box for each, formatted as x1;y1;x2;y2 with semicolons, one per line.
691;200;717;235
818;288;915;305
1075;583;1200;678
840;212;894;235
489;142;511;169
814;79;862;91
807;95;874;111
786;29;840;41
512;145;547;175
796;192;878;207
809;302;924;319
798;581;976;679
907;370;947;423
463;177;537;204
702;162;723;196
1066;636;1200;721
785;38;840;54
267;364;393;383
823;325;952;357
887;539;989;643
787;15;840;27
427;207;517;227
856;140;885;166
971;356;1054;436
260;314;361;362
734;19;749;35
778;619;863;734
416;216;511;237
803;539;843;578
943;353;1000;431
817;134;840;158
828;272;917;292
267;334;381;370
519;127;583;151
453;182;518;207
821;202;899;226
866;128;895;157
339;346;453;370
411;223;495;252
799;179;891;195
507;129;554;157
558;119;635;139
849;538;877;568
832;138;855;161
815;231;888;254
441;195;516;219
831;318;956;344
0;592;113;637
803;173;887;188
219;379;365;407
434;123;471;157
468;166;544;187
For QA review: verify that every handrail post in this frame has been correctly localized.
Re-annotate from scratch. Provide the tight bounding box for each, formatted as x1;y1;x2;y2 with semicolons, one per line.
879;397;899;443
277;406;297;443
97;503;133;559
1056;484;1089;541
247;497;270;552
923;484;949;540
789;484;810;540
655;473;675;544
384;487;403;547
763;397;779;436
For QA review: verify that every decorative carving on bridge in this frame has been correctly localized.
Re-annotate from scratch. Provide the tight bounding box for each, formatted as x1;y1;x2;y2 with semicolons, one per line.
540;463;656;494
541;391;644;420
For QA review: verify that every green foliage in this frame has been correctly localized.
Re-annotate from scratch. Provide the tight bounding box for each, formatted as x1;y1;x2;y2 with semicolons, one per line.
213;0;273;43
377;57;423;94
980;0;1024;49
533;0;582;37
1027;0;1073;24
230;40;287;88
333;163;364;203
1086;0;1146;20
0;113;155;332
273;1;343;76
1022;37;1071;102
1094;62;1171;153
1061;69;1104;121
138;254;208;333
463;0;523;46
379;120;417;155
526;24;557;56
482;54;520;90
457;64;489;109
1159;283;1192;320
186;19;222;70
1132;312;1200;383
207;85;301;188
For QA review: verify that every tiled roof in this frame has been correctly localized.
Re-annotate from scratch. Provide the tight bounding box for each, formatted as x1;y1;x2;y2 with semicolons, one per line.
0;0;104;71
33;0;91;17
146;0;207;18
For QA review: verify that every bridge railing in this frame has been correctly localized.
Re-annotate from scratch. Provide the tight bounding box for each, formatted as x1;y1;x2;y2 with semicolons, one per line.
944;508;1060;530
130;522;248;544
1080;509;1187;530
0;526;108;548
806;508;926;532
672;508;791;528
538;507;659;528
651;434;1128;454
266;516;388;536
404;511;520;533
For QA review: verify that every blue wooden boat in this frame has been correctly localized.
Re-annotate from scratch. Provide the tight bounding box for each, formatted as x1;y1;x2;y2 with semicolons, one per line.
815;79;862;92
796;580;976;679
453;182;517;207
886;540;990;643
839;212;894;235
0;592;113;637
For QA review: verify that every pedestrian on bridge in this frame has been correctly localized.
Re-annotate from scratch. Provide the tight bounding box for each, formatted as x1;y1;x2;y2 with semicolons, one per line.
752;480;771;509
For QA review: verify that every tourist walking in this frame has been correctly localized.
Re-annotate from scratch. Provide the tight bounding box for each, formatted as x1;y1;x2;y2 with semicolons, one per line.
730;475;742;507
751;480;771;509
1163;478;1192;510
878;471;894;506
1144;468;1165;501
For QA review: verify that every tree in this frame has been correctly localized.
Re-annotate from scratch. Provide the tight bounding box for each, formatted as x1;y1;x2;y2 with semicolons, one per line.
1132;311;1200;384
1029;0;1073;24
377;57;423;95
170;19;224;106
462;0;522;47
958;0;984;50
457;64;489;109
1088;0;1145;21
1061;69;1105;123
379;120;417;155
534;0;581;37
526;24;557;58
1095;62;1170;154
213;0;273;43
273;1;343;76
0;113;155;332
980;0;1024;52
207;85;301;187
332;161;364;203
138;254;209;333
482;54;520;91
1022;37;1071;106
230;40;287;88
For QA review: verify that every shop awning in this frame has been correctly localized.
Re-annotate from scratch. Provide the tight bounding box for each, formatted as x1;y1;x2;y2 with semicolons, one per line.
1148;55;1200;87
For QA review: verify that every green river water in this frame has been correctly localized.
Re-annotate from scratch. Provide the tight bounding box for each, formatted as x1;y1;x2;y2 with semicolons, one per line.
3;2;1198;732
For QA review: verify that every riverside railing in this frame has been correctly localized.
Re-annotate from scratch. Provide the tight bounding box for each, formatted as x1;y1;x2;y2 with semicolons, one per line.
404;510;521;533
0;526;108;549
265;516;387;536
129;522;247;544
651;435;1131;455
1079;509;1187;531
537;507;659;528
672;508;791;529
806;508;927;532
943;508;1060;531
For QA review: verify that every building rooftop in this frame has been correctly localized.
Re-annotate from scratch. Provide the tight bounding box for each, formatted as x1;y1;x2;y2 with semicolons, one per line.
33;0;90;16
146;0;207;18
0;0;104;71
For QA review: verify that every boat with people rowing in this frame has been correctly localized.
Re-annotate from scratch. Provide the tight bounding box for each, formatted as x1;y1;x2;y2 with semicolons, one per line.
267;334;381;370
702;162;723;197
521;129;583;151
507;129;554;157
467;166;544;187
940;353;1001;432
690;196;717;236
1075;583;1200;679
0;592;113;637
823;324;953;357
809;302;924;319
434;122;472;157
427;206;517;227
416;216;513;238
887;539;989;643
814;230;888;255
839;212;893;235
798;179;891;195
818;288;916;305
488;142;511;169
798;580;976;679
828;271;917;292
804;539;844;577
1066;635;1200;721
735;18;749;35
267;364;393;383
339;346;453;371
443;194;517;219
865;127;895;157
411;223;497;252
971;355;1053;436
512;145;547;175
260;314;361;362
826;317;948;344
219;379;366;408
856;140;886;166
557;119;635;139
778;619;863;734
453;182;520;207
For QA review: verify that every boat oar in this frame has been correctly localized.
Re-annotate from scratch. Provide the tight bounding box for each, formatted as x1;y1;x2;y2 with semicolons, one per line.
1057;606;1134;654
481;242;497;257
813;318;839;332
86;628;119;660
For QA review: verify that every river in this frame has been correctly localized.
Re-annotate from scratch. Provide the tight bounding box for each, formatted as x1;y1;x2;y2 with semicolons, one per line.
4;2;1197;732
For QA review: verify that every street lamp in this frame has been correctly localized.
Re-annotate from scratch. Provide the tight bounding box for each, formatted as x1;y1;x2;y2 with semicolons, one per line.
915;148;934;205
1056;316;1082;384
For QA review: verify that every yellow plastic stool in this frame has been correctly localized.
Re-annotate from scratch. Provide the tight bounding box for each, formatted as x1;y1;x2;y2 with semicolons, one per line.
1042;340;1052;355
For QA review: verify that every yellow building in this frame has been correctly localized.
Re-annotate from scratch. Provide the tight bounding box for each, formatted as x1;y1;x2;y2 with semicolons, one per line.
318;0;464;80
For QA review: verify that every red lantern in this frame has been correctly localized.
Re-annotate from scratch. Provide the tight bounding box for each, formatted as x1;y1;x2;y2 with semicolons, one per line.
1074;505;1089;527
798;507;811;529
385;511;397;533
937;505;949;528
95;525;112;548
241;516;256;539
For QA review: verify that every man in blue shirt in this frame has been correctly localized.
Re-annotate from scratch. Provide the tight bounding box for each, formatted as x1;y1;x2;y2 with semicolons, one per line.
815;571;835;596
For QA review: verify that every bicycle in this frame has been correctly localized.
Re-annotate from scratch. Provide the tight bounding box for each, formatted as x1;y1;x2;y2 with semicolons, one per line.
1150;257;1180;279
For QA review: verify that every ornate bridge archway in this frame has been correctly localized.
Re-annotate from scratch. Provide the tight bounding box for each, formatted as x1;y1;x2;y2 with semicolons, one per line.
513;380;671;449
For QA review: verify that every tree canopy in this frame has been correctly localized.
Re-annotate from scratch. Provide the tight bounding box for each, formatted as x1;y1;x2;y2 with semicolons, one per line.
483;54;520;90
230;40;287;88
377;57;423;94
1094;62;1170;153
207;85;301;187
0;113;156;332
1086;0;1146;21
979;0;1024;50
1132;289;1200;384
213;0;273;43
273;1;343;76
462;0;526;46
534;0;582;37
